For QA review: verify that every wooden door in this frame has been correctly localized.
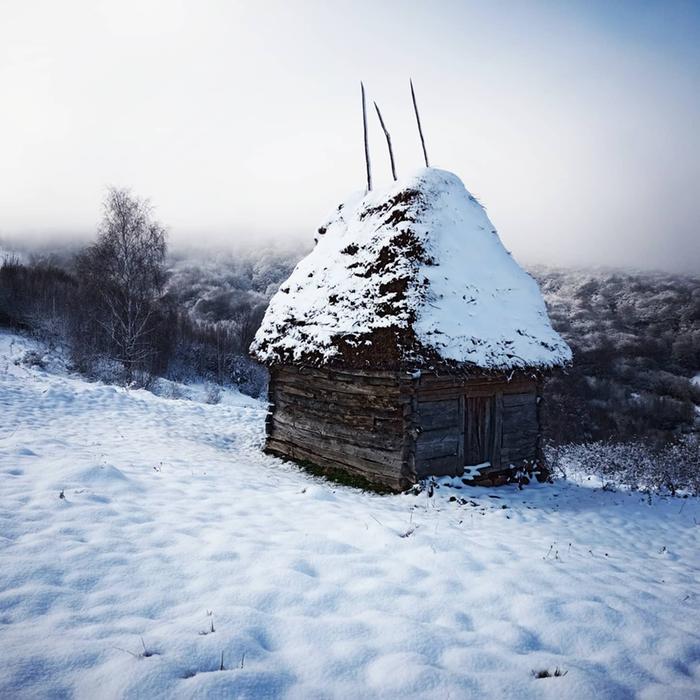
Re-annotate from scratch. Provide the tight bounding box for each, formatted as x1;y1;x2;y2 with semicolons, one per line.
501;392;538;466
464;396;496;466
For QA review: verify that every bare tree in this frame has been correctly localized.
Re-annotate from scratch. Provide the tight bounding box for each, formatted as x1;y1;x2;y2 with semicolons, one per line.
76;187;167;381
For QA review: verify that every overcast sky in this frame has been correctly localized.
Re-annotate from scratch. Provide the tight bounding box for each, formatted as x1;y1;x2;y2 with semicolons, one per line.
1;0;699;271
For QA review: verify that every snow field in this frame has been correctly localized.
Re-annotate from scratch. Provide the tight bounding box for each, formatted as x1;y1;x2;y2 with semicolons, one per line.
1;332;699;699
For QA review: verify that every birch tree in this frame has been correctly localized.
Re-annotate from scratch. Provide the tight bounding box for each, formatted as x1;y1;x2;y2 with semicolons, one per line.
77;187;167;380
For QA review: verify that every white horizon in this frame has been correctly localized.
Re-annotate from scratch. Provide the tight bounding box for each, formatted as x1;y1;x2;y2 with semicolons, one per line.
1;0;699;273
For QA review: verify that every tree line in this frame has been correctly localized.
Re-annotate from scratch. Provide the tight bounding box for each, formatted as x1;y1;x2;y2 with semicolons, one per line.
537;266;700;446
2;195;699;450
0;188;273;394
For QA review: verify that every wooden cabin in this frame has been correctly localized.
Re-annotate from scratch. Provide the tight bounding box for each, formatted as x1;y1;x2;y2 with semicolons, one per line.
251;169;571;491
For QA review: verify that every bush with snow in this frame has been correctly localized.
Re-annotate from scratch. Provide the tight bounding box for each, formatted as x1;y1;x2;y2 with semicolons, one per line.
548;435;700;496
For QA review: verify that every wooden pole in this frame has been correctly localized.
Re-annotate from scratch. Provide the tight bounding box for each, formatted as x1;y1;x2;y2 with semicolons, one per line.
410;78;429;168
361;81;372;192
374;101;397;181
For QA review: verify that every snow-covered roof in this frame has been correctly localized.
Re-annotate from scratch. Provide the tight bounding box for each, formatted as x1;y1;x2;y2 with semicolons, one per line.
251;168;571;372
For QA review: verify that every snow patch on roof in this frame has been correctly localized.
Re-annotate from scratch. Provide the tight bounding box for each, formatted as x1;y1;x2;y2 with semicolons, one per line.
252;168;571;371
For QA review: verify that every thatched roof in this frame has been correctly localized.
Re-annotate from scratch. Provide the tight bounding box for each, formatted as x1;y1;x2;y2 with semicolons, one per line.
251;168;571;373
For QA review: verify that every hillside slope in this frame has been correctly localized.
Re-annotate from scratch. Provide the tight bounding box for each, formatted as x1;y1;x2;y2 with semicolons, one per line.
1;331;699;699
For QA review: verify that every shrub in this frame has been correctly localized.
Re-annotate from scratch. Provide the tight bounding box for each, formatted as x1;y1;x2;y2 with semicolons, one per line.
547;435;700;496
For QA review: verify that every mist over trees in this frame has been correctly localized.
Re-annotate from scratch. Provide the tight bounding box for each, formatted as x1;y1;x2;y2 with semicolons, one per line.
538;267;700;445
1;215;698;461
533;267;700;493
0;191;302;396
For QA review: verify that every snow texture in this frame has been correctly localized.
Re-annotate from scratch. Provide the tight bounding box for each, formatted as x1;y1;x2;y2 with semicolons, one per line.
252;169;571;371
1;331;699;699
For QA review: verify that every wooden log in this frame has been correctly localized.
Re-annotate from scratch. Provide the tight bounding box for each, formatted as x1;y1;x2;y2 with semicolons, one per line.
502;418;538;434
265;437;404;490
471;462;506;476
502;402;537;414
492;392;503;469
410;78;429;168
502;392;537;407
502;418;538;431
416;375;536;390
535;381;545;471
273;393;402;423
270;419;402;468
373;101;397;181
277;367;401;389
400;372;420;485
274;378;398;401
291;366;400;382
274;389;400;417
416;430;460;459
416;453;461;478
415;382;535;402
278;376;401;399
502;422;538;438
274;383;396;411
267;431;402;475
272;408;403;451
417;398;460;413
416;426;462;442
276;370;400;399
267;438;403;484
361;81;372;192
502;403;537;419
417;399;460;430
273;382;318;400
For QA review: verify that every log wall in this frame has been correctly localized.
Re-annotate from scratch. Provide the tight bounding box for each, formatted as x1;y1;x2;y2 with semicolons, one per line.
265;366;412;490
264;366;545;490
413;375;542;483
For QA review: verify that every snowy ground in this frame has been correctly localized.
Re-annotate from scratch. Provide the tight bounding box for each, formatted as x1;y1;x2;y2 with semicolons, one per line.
1;332;699;699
